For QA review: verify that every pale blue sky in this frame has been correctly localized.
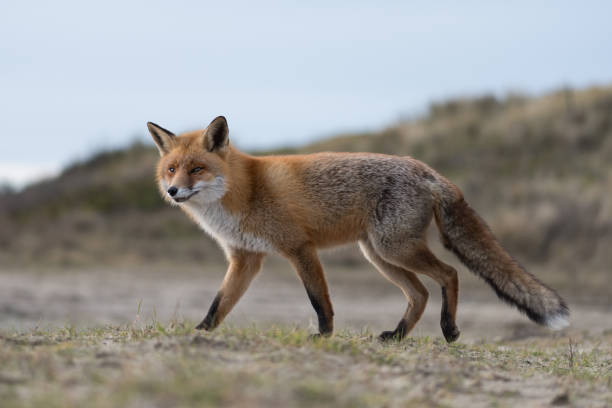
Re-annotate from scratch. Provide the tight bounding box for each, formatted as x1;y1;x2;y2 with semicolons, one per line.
1;1;611;186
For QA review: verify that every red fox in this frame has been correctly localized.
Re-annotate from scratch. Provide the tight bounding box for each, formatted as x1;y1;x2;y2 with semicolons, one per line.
147;116;569;342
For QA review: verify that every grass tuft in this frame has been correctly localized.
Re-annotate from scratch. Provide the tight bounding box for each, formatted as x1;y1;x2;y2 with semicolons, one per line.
0;323;610;407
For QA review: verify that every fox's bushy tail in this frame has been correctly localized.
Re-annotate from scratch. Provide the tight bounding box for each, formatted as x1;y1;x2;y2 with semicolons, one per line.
433;188;569;329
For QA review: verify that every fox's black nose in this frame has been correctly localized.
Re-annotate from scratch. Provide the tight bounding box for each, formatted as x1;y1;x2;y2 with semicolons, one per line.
167;186;178;197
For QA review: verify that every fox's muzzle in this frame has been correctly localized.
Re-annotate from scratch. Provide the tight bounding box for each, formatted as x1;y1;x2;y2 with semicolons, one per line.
167;186;199;202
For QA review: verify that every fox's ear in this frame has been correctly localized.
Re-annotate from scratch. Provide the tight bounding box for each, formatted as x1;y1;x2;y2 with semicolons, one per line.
147;122;176;156
203;116;229;152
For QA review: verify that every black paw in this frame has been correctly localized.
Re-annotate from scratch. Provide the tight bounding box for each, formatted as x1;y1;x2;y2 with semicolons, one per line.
195;319;213;331
378;330;405;342
308;332;332;340
442;324;460;343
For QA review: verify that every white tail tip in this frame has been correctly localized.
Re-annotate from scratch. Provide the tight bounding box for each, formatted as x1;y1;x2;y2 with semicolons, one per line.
545;314;570;330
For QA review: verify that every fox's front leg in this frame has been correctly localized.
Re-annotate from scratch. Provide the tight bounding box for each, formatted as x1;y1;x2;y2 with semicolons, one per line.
288;245;334;337
195;249;265;331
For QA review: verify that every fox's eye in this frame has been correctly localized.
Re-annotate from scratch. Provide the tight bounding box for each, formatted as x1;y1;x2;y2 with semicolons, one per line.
191;167;202;174
168;167;175;173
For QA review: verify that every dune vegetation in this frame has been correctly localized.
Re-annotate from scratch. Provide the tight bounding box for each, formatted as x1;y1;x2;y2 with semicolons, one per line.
1;86;611;298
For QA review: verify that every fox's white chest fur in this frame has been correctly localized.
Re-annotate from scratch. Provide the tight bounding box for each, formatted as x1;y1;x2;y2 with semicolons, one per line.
183;198;273;253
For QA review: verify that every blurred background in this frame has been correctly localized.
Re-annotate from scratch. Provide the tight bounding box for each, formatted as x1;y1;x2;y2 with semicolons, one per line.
1;1;611;339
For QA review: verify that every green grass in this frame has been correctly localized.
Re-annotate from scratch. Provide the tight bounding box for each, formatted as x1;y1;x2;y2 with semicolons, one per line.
1;322;610;407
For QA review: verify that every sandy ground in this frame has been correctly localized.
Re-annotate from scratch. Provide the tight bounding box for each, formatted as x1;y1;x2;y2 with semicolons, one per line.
1;261;610;342
1;262;611;407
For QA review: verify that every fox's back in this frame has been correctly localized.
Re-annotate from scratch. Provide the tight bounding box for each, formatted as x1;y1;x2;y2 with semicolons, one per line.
255;152;442;246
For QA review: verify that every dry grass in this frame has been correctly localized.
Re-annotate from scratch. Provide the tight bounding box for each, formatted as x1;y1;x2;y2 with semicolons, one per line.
1;322;610;408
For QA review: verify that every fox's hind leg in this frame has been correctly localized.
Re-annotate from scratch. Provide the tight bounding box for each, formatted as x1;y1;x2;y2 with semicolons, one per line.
372;239;460;343
359;239;429;341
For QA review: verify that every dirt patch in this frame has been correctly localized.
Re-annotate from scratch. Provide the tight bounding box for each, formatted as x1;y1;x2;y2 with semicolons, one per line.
0;263;610;342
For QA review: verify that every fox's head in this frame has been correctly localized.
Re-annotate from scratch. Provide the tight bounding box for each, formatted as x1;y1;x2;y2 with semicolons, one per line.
147;116;231;205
